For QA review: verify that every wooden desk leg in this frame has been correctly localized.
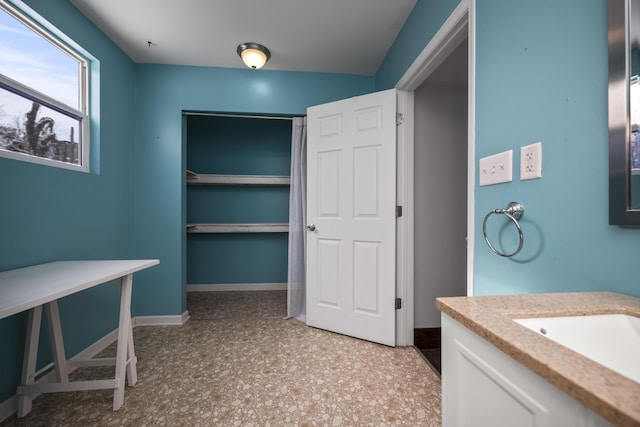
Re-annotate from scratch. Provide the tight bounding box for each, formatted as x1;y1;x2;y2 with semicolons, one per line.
126;316;138;386
46;300;69;382
113;274;134;411
17;306;43;418
117;277;138;387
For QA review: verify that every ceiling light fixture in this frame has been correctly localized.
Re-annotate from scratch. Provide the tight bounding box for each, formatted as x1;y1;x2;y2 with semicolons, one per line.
237;42;271;70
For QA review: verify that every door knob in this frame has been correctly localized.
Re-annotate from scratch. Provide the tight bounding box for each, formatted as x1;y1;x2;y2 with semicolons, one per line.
306;224;316;231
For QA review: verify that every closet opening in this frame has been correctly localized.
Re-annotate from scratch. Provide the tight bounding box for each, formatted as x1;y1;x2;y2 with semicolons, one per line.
183;112;293;293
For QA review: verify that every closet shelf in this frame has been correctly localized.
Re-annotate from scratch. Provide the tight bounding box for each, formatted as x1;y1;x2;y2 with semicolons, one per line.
187;223;289;233
186;170;290;186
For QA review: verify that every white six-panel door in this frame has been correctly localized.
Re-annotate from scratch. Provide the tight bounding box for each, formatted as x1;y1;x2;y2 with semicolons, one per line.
306;89;397;346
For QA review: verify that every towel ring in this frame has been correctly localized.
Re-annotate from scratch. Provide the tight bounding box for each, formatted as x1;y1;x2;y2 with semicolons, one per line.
482;202;524;258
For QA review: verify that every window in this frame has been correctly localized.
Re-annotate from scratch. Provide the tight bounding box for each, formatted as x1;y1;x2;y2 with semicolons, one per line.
0;1;89;171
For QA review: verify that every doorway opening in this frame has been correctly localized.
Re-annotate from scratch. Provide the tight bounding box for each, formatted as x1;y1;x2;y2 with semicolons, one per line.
413;38;468;373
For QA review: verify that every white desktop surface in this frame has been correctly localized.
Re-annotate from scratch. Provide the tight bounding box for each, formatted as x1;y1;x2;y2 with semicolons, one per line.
0;260;159;320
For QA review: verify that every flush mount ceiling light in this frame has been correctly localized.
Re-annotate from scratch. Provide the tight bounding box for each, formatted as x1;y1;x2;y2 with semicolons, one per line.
237;42;271;69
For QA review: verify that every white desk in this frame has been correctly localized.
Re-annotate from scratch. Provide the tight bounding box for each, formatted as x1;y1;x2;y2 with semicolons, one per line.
0;259;159;417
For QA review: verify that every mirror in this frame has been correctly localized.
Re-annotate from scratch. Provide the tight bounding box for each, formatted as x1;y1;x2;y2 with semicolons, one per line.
609;0;640;224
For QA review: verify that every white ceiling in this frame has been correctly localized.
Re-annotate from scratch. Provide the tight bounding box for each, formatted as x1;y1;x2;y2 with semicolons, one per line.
69;0;417;75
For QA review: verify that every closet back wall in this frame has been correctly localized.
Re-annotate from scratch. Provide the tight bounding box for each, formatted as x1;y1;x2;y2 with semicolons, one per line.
186;115;292;286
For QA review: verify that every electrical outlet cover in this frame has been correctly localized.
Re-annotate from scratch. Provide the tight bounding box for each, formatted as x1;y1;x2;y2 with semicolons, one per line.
520;142;542;180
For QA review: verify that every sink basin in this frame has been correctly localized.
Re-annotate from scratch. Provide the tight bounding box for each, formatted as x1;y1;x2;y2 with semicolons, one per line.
514;314;640;384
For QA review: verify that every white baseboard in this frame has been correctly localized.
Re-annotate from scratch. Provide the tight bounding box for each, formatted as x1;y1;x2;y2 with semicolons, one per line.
0;311;190;423
187;283;287;292
0;327;119;423
0;394;16;424
133;311;190;326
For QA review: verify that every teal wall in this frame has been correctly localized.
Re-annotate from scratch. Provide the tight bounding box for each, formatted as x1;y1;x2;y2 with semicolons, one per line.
473;0;640;297
186;116;292;176
186;116;291;285
379;0;640;298
0;0;136;404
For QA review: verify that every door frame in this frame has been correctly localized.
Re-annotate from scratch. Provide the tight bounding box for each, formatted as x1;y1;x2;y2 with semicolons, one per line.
394;0;475;346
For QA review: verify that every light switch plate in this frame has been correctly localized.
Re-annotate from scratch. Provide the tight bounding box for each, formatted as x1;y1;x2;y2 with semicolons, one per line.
479;150;513;186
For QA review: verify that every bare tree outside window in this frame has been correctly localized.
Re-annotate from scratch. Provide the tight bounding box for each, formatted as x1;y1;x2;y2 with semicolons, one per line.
0;90;81;165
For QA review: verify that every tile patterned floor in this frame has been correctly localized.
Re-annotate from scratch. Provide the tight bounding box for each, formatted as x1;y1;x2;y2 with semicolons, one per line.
2;291;441;426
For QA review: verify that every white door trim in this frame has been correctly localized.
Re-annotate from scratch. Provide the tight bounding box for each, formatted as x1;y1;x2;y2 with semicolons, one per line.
394;0;475;346
395;90;414;347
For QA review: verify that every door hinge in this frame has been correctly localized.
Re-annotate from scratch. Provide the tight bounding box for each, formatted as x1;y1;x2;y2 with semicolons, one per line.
396;205;403;218
396;112;404;126
395;298;402;310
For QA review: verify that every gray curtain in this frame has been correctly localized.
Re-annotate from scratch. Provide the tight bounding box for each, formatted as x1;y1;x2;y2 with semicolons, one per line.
287;117;307;320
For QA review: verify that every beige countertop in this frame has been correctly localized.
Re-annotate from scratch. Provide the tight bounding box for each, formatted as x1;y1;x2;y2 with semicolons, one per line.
436;292;640;427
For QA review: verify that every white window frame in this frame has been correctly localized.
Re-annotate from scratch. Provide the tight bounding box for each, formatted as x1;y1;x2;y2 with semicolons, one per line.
0;0;90;172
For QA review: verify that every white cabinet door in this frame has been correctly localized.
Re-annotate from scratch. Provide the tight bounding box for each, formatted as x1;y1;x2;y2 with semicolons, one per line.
306;89;397;346
442;314;613;427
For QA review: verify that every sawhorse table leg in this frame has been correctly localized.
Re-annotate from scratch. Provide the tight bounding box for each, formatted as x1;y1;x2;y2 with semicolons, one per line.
113;273;135;410
18;306;41;417
18;300;70;417
17;273;139;416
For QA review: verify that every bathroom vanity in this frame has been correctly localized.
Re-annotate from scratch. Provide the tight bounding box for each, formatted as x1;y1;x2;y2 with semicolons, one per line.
437;292;640;427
